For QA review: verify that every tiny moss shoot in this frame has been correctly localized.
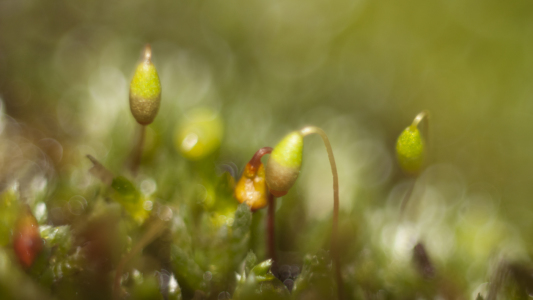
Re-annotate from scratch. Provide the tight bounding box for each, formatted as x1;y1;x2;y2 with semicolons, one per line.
113;217;168;299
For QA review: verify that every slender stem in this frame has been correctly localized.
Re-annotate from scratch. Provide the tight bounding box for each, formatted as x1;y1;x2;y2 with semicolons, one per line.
267;192;276;261
399;180;415;218
299;126;342;299
113;218;167;300
487;261;508;300
130;124;146;175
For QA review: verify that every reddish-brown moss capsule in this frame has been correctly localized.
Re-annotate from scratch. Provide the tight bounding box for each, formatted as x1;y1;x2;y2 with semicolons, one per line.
13;207;42;268
235;147;272;211
235;162;268;211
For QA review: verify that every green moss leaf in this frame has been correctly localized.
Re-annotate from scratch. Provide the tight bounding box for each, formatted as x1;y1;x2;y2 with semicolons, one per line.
292;251;337;299
230;203;252;269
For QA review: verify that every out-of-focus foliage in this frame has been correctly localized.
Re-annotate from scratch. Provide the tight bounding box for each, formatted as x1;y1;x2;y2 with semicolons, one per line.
2;0;533;299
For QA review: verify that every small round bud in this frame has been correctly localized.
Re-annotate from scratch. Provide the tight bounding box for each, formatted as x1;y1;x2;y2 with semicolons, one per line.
13;207;42;268
129;45;162;125
396;125;426;174
174;107;223;160
234;162;268;211
265;131;304;196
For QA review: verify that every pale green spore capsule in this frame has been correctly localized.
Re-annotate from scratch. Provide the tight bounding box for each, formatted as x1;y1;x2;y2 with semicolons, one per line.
396;125;426;174
129;45;161;125
265;131;304;196
174;107;223;160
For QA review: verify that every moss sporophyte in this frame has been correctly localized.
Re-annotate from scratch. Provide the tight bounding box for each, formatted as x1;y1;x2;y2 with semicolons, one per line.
261;126;342;299
129;45;161;126
396;110;429;175
128;45;162;174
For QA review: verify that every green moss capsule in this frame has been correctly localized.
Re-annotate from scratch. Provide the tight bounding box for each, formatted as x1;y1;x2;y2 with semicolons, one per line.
265;131;304;196
129;45;161;125
174;107;223;160
396;124;426;174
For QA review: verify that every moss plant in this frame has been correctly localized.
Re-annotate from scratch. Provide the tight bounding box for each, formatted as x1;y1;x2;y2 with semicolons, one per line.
265;126;341;299
113;217;168;300
128;45;162;174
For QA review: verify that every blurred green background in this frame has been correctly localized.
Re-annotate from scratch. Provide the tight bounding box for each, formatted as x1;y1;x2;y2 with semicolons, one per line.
2;0;533;298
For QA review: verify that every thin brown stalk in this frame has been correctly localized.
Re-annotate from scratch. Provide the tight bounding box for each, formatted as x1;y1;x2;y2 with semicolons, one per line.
249;147;273;171
267;192;276;261
130;124;146;175
299;126;342;299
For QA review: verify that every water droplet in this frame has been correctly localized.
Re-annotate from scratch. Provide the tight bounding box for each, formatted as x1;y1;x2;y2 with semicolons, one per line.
203;271;212;281
140;179;157;195
68;195;87;216
158;206;173;221
143;200;153;211
181;133;198;151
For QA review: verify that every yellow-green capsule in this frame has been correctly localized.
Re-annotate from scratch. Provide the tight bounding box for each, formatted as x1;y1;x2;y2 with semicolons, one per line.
129;45;161;125
265;131;304;196
396;125;426;174
174;107;223;160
